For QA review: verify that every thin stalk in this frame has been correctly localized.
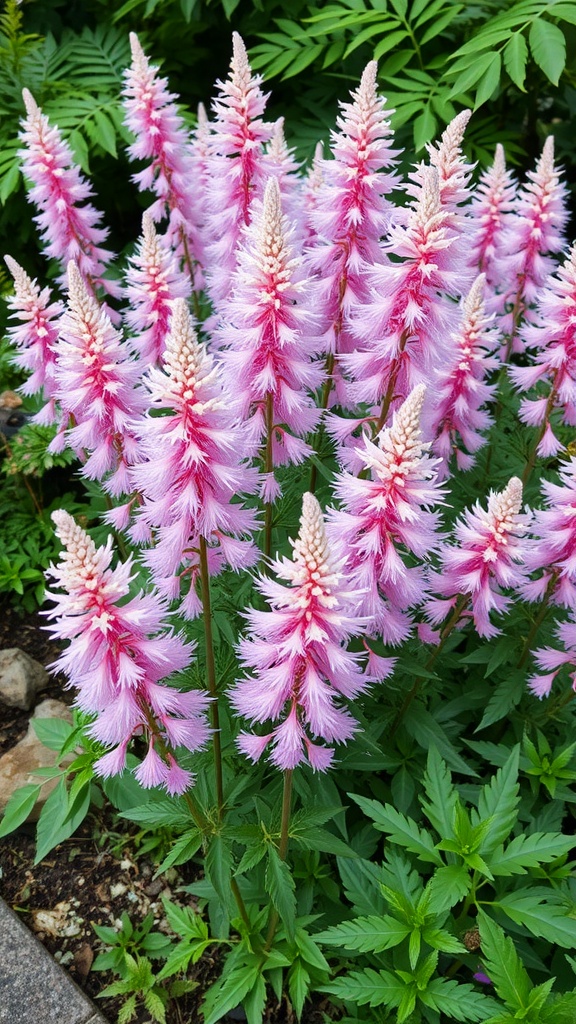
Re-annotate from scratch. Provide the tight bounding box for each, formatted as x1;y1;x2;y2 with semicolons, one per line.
230;877;251;931
263;392;274;559
518;572;557;670
264;769;293;951
522;381;558;487
309;351;335;494
390;595;469;737
374;334;409;435
183;791;210;833
198;534;224;816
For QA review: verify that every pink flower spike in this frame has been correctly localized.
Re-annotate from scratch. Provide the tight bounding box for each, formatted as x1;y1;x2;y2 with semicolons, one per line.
124;210;191;366
130;297;259;612
329;384;445;645
4;255;63;422
231;492;369;771
468;143;517;287
217;175;323;493
19;89;118;298
45;510;209;792
203;32;273;312
409;109;474;220
122;35;202;279
430;273;500;479
53;261;145;494
425;477;531;638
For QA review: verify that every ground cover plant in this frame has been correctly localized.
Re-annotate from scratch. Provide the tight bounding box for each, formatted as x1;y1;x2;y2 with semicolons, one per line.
1;28;576;1024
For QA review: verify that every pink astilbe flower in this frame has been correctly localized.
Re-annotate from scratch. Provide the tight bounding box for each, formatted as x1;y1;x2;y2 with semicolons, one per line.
4;255;63;425
45;510;210;793
494;136;568;349
203;33;273;311
425;477;531;639
509;244;576;457
328;384;445;645
341;166;467;423
124;211;191;366
408;110;474;226
130;298;259;615
302;141;325;244
307;61;400;359
123;35;201;273
519;457;576;609
430;274;500;478
528;617;576;698
231;492;369;771
217;176;323;495
18;90;118;298
53;261;145;494
261;118;301;229
468;143;517;289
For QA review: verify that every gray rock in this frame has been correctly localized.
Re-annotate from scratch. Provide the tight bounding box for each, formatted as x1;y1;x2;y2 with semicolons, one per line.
0;698;73;818
0;648;49;710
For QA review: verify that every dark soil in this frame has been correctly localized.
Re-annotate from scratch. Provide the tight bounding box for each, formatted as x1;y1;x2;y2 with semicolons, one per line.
0;599;338;1024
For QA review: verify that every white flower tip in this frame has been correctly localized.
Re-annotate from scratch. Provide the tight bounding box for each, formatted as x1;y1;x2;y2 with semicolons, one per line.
22;88;38;118
4;254;21;280
463;273;486;317
232;31;248;69
141;208;156;242
359;60;378;95
51;508;75;541
129;32;146;64
491;476;523;522
197;101;208;127
66;260;85;302
493;142;506;172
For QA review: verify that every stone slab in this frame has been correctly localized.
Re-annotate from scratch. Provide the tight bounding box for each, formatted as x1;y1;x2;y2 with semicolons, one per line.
0;899;108;1024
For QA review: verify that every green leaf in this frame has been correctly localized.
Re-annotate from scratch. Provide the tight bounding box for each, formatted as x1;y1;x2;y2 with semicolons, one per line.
316;914;411;953
529;18;566;85
503;32;528;90
162;899;207;941
426;865;471;914
496;891;576;947
31;717;74;752
421;746;457;841
203;963;261;1024
155;830;202;876
323;967;404;1008
490;831;575;876
350;794;442;865
205;834;233;908
0;783;42;838
476;673;524;731
474;52;502;108
477;910;531;1011
265;847;296;940
288;960;310;1019
35;778;90;863
295;928;330;972
420;976;497;1021
475;746;520;852
120;798;190;829
403;705;475;776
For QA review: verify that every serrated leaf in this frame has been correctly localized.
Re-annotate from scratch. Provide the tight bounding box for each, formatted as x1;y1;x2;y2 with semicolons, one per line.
35;778;90;863
120;798;190;830
288;960;310;1019
496;891;576;947
162;899;207;940
421;746;457;841
420;976;498;1020
426;865;471;914
323;967;404;1008
295;928;330;972
154;830;202;876
503;32;528;90
529;18;566;85
421;926;465;955
316;914;411;953
202;964;261;1024
351;794;442;865
475;746;520;852
490;831;575;876
477;911;531;1011
476;674;524;731
266;846;296;940
205;834;233;909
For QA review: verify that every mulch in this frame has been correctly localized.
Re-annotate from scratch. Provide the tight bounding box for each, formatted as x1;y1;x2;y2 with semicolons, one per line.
0;598;338;1024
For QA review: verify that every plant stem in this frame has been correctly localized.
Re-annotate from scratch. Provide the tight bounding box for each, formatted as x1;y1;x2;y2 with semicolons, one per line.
518;573;557;670
309;352;335;494
198;534;224;817
230;877;251;931
522;380;558;487
263;392;274;559
264;769;293;951
183;791;210;833
390;595;469;737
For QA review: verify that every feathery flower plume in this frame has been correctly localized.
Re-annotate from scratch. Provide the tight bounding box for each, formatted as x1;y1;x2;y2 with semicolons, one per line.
203;33;273;311
45;510;210;793
122;34;201;277
509;244;576;458
130;298;259;616
302;141;324;243
528;618;576;698
307;61;399;360
495;136;568;349
53;261;144;493
408;109;474;223
4;255;63;424
425;477;530;639
231;492;368;771
217;176;323;499
519;457;576;609
340;165;464;426
468;143;517;288
18;90;118;298
124;211;191;366
329;384;445;645
262;118;301;228
430;274;500;478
